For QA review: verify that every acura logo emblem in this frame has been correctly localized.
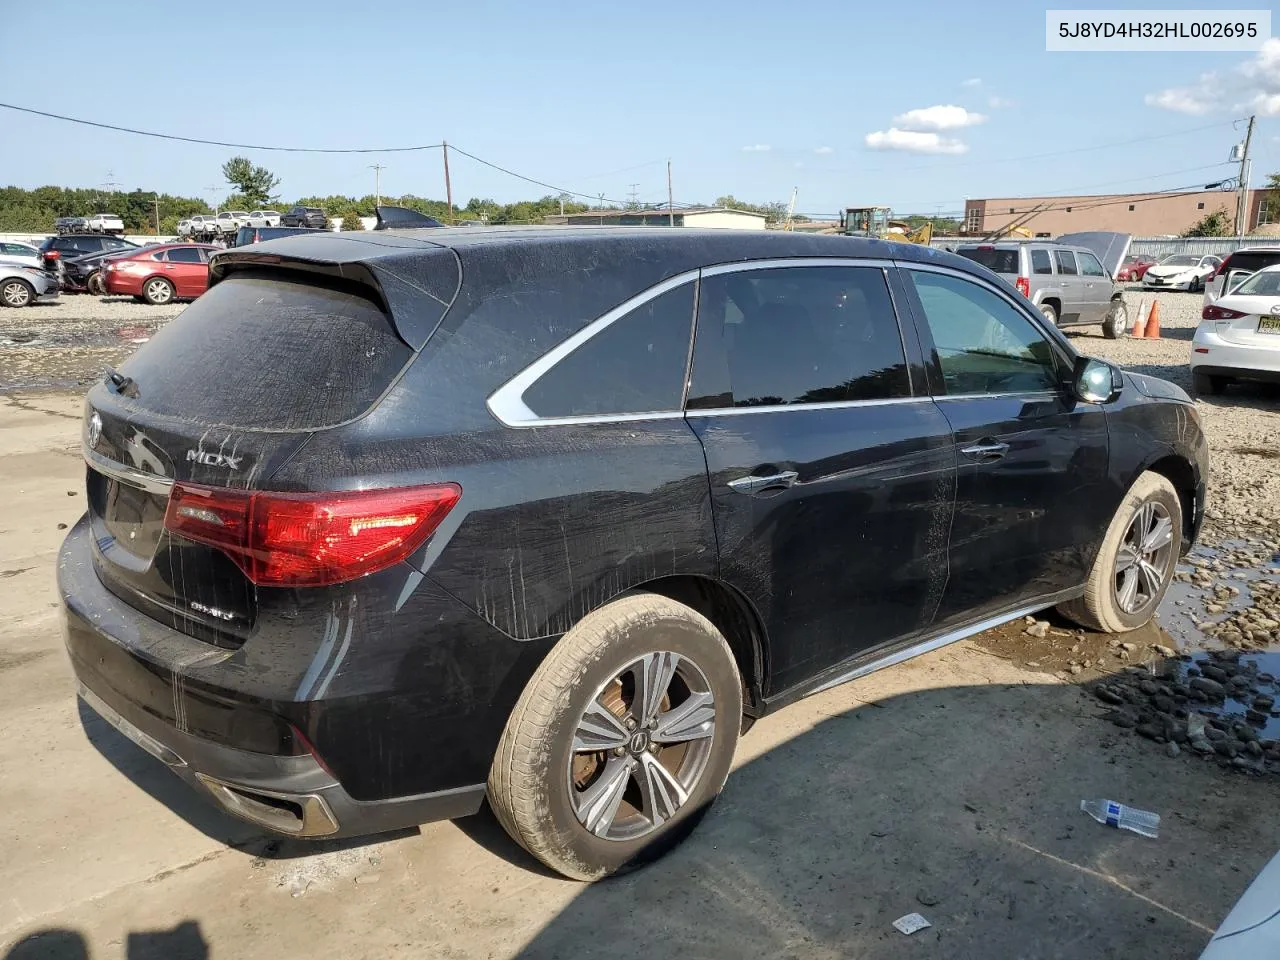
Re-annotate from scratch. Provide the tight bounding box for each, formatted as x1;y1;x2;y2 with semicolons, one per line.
87;412;102;449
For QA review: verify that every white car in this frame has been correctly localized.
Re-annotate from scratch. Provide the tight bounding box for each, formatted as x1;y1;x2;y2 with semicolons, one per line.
185;215;219;237
215;211;251;234
0;241;42;270
1203;247;1280;308
1190;263;1280;395
1200;849;1280;958
1144;253;1222;293
84;213;125;234
246;210;281;227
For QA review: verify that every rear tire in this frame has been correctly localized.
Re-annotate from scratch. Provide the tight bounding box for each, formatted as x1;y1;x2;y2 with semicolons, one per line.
488;593;742;881
1057;471;1182;634
142;277;174;305
1039;302;1059;326
1;279;33;307
1102;299;1128;339
1193;371;1226;396
87;272;105;296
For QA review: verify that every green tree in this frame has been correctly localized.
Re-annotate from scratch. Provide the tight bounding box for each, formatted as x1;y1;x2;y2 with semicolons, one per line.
1182;207;1232;237
342;209;366;231
221;157;281;208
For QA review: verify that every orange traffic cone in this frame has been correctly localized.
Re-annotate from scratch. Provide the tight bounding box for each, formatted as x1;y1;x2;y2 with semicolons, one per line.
1131;299;1148;338
1145;300;1161;339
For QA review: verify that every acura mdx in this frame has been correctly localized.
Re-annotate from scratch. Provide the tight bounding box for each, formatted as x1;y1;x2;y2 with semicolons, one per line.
60;228;1208;879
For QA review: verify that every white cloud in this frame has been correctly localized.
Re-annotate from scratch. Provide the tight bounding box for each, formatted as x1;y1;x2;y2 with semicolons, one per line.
891;104;986;131
1147;39;1280;115
814;145;834;154
987;95;1015;109
741;144;771;152
962;77;982;87
865;128;969;155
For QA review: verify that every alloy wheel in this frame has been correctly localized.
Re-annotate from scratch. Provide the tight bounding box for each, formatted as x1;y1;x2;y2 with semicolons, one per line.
568;651;716;841
1114;501;1175;614
145;279;173;304
2;281;31;307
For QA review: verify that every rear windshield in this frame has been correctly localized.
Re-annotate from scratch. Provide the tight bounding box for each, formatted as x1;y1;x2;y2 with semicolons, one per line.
115;272;411;430
955;247;1020;275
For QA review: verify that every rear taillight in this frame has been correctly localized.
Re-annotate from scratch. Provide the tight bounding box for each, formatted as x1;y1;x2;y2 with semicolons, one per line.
45;250;60;260
1015;276;1030;297
1202;305;1247;320
163;483;461;587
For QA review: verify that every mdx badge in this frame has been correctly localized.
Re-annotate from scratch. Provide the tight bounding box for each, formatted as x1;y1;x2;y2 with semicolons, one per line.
186;449;242;470
86;411;103;449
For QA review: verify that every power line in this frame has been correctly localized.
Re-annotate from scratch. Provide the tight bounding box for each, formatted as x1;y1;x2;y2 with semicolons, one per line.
0;101;445;153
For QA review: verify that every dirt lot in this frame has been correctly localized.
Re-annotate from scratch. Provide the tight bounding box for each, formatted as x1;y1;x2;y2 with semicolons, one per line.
2;290;1279;959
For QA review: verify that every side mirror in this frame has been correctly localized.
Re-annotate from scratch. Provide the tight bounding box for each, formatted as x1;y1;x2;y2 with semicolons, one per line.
1070;356;1122;404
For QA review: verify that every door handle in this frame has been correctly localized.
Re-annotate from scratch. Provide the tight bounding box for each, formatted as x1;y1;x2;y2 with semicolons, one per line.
727;470;799;494
961;440;1010;461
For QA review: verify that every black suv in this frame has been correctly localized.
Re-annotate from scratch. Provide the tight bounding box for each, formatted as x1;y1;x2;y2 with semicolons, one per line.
279;205;327;228
39;233;136;272
60;229;1207;880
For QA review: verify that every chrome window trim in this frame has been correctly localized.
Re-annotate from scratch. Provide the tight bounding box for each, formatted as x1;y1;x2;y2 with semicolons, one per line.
84;444;174;495
688;396;935;418
486;257;900;429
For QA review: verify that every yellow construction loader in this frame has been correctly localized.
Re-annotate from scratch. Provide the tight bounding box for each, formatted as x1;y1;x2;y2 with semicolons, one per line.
840;206;933;244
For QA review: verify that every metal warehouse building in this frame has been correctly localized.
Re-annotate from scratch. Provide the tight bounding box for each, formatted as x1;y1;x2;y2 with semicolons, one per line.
963;188;1279;238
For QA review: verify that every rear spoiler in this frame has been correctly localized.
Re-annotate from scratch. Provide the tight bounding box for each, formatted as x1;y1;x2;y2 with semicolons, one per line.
373;206;444;231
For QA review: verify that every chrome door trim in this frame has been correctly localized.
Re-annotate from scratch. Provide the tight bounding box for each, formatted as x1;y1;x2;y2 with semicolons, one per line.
688;395;936;418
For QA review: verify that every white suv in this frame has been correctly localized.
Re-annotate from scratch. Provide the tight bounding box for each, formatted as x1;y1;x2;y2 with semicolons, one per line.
247;210;281;227
84;213;125;234
215;211;251;234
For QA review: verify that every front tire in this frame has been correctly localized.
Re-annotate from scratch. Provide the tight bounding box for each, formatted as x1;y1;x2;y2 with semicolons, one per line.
488;593;742;881
1058;471;1181;633
87;272;105;296
1;279;33;307
1193;371;1227;396
1102;299;1128;339
142;277;174;305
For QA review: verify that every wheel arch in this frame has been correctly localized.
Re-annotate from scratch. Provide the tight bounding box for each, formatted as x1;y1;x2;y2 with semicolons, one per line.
1141;454;1199;546
630;574;769;717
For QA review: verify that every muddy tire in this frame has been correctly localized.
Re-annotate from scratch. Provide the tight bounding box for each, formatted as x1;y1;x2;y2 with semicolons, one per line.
488;593;741;881
142;277;174;305
1057;471;1182;634
87;272;106;296
1;279;33;307
1102;299;1128;339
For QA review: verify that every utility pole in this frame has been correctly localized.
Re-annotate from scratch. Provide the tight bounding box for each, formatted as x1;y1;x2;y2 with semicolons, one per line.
442;142;454;222
369;164;384;207
205;186;221;216
1234;115;1256;237
667;160;674;227
627;184;639;209
152;197;161;236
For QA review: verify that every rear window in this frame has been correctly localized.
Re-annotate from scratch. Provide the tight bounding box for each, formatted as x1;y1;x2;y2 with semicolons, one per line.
1224;251;1280;274
115;273;411;430
956;247;1019;275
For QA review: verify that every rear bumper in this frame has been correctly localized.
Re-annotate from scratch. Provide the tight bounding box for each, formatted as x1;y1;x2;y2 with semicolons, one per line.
58;515;486;839
1191;327;1280;381
103;273;143;296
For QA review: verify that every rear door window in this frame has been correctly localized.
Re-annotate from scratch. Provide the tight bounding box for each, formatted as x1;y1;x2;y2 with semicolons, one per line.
1055;250;1078;275
521;282;696;419
687;265;910;408
956;248;1019;274
1030;249;1053;275
115;272;412;430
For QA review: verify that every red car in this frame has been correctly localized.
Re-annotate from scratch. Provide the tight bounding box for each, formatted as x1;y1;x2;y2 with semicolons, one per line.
102;243;217;304
1116;254;1156;282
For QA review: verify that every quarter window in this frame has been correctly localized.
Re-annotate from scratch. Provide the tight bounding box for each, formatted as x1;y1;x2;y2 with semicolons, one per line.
687;265;910;409
164;247;203;263
1078;252;1106;277
521;282;695;418
907;270;1060;396
1054;250;1078;275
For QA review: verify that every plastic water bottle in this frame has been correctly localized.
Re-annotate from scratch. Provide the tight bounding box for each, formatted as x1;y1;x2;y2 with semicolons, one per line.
1080;799;1160;838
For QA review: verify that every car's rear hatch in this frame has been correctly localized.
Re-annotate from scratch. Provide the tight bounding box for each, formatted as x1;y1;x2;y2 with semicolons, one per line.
81;252;452;646
1055;231;1131;279
1207;249;1280;304
954;245;1020;278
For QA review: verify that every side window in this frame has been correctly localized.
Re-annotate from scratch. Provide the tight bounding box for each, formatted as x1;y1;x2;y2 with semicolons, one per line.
907;270;1060;396
521;282;695;418
166;247;202;263
1055;250;1078;275
1078;252;1106;277
1030;249;1053;275
687;265;910;409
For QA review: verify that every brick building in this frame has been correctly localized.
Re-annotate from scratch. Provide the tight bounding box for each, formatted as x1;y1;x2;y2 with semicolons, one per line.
963;188;1278;238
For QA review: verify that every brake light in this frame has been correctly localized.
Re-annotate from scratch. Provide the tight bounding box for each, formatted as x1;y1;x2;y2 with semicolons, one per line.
1015;276;1030;297
45;250;60;260
1202;305;1247;320
163;483;461;587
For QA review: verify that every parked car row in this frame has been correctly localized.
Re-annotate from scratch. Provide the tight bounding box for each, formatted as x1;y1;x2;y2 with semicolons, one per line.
177;210;282;238
54;214;125;235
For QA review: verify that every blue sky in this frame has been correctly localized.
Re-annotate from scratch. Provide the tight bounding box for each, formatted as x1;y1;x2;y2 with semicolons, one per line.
4;0;1278;218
